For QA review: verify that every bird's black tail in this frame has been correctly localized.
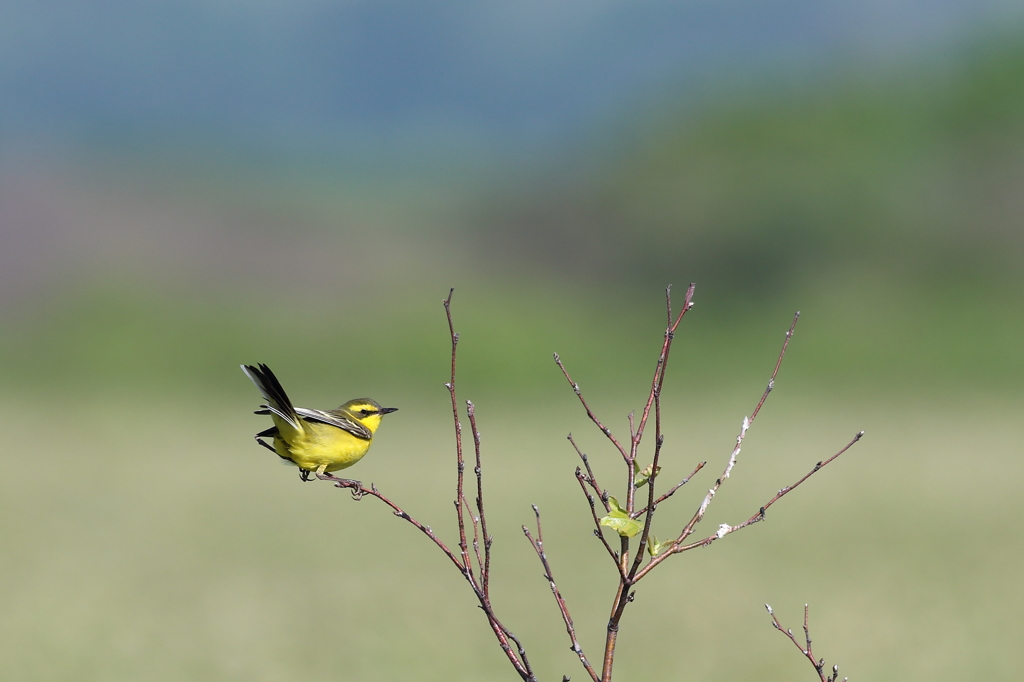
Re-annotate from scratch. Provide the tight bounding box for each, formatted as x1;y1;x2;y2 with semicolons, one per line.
241;363;300;429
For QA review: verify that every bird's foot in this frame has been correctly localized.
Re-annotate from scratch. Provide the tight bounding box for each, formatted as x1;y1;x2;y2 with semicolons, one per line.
316;472;366;499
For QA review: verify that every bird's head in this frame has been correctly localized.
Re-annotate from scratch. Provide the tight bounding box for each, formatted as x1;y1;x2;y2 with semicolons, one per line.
341;398;398;433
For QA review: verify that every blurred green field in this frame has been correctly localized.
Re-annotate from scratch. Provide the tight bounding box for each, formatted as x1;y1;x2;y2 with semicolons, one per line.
1;380;1021;681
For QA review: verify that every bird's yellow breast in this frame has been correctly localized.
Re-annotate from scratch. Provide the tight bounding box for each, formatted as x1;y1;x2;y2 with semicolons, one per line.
273;420;374;473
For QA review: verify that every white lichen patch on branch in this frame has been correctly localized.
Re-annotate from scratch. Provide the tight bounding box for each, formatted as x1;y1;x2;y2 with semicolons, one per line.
697;488;715;519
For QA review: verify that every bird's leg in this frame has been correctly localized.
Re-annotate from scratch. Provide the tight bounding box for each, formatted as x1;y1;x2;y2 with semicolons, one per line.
299;469;314;482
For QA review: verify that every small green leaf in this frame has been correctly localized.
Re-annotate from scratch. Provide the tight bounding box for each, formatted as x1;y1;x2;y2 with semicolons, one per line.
599;497;642;538
635;463;661;488
600;515;642;538
647;535;670;557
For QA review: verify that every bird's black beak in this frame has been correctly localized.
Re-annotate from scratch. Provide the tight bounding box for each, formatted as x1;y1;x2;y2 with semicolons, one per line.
379;407;399;415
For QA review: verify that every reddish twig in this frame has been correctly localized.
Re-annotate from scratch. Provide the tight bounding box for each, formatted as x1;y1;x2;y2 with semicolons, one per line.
317;474;465;572
675;311;801;545
568;433;609;510
443;289;473;580
632;460;705;518
524;505;600;682
554;353;629;461
461;493;484;579
467;400;493;597
630;284;696;467
766;604;846;682
752;311;800;423
575;468;623;572
709;431;864;542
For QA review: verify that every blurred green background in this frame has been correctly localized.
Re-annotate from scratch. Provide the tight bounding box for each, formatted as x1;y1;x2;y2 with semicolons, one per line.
2;3;1023;681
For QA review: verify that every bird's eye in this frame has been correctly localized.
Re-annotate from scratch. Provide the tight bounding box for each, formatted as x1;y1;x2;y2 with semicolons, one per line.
360;409;371;416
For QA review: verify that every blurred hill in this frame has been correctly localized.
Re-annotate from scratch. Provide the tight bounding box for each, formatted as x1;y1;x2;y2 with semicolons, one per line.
476;39;1024;295
467;37;1024;393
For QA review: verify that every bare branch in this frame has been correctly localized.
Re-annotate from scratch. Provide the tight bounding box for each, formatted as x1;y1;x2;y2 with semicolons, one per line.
675;311;801;545
714;431;865;540
751;311;800;423
575;468;623;573
554;353;629;461
467;400;494;597
316;475;536;681
443;289;474;581
765;604;846;682
633;431;863;579
631;283;695;452
318;474;466;574
524;506;600;682
632;460;705;518
461;493;483;580
568;433;609;511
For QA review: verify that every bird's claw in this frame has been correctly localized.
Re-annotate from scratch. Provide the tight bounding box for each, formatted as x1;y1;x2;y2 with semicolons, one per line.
315;472;365;499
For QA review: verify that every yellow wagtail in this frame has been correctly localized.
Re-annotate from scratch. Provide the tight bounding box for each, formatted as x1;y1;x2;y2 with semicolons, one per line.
242;363;397;481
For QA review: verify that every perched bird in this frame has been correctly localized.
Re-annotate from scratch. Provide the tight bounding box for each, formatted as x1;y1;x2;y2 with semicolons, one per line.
241;363;397;481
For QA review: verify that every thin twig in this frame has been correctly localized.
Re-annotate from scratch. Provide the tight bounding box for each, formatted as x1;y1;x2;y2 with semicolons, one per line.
554;353;629;461
752;311;800;423
765;604;846;682
633;431;863;580
575;468;623;572
317;478;536;680
461;493;483;578
467;400;493;597
626;285;696;576
568;434;609;510
712;431;865;540
317;474;466;572
632;460;705;518
675;311;801;545
443;289;473;581
630;283;695;458
524;506;600;682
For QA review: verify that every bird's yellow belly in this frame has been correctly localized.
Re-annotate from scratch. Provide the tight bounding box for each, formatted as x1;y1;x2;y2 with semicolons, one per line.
274;422;372;473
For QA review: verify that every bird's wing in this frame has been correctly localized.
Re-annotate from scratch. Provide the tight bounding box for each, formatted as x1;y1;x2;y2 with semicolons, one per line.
294;407;373;440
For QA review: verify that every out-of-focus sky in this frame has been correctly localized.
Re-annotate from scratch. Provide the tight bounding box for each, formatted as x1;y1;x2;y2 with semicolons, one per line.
3;0;1022;158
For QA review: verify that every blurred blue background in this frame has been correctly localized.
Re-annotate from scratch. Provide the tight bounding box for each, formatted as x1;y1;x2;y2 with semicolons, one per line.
2;2;1023;680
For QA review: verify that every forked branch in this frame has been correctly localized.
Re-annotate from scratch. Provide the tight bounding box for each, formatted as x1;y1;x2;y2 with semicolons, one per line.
766;604;847;682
